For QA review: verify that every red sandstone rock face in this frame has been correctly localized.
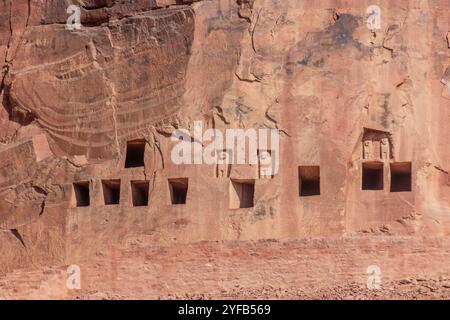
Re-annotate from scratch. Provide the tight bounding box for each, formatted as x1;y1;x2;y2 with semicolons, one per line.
0;0;449;298
2;236;450;299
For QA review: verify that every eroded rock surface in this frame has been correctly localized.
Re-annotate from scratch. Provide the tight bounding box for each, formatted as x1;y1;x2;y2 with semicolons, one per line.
0;0;449;298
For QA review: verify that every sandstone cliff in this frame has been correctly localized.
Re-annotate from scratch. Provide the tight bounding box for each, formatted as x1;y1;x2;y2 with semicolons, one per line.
0;0;449;279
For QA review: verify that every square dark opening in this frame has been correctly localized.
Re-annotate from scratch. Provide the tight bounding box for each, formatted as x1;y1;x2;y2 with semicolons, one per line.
362;162;384;190
230;179;255;209
131;181;149;206
390;162;412;192
299;166;320;196
73;182;90;207
169;178;188;205
125;140;145;168
102;179;121;205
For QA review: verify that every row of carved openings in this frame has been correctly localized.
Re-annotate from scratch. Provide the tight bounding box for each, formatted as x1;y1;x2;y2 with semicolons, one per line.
73;137;411;208
73;178;255;209
72;179;187;208
72;162;411;209
362;162;412;191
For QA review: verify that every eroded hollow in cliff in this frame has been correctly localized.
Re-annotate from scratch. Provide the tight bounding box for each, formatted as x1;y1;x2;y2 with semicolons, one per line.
362;162;384;190
131;181;149;206
102;179;121;205
73;182;90;207
390;162;412;192
125;140;146;168
299;166;321;196
169;178;188;205
230;179;255;209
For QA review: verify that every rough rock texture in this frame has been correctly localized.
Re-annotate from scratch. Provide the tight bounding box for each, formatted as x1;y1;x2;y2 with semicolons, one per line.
0;0;449;299
2;236;450;299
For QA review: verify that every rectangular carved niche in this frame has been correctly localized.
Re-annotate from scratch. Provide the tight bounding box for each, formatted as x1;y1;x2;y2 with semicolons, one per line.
390;162;412;192
73;181;90;207
362;162;384;190
125;140;146;168
131;181;149;206
102;179;121;205
299;166;320;196
230;179;255;209
169;178;188;205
